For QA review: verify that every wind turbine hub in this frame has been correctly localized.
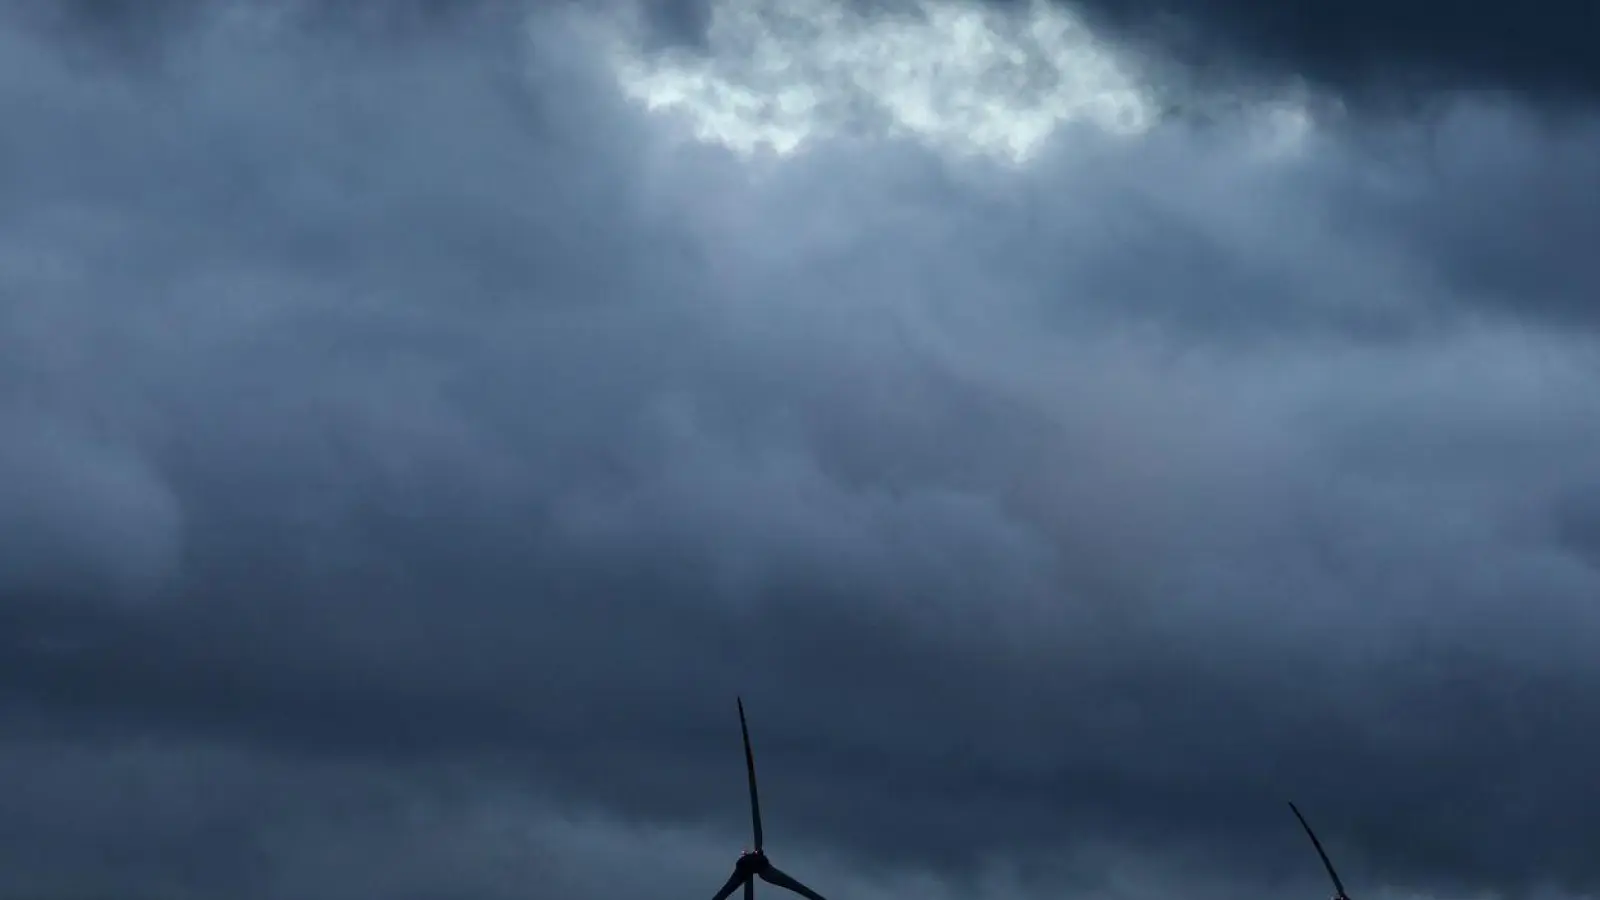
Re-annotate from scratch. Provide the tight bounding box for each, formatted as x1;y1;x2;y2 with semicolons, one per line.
737;850;768;871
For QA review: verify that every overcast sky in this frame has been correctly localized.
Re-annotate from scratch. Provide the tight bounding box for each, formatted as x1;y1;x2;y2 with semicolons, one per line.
3;2;1599;900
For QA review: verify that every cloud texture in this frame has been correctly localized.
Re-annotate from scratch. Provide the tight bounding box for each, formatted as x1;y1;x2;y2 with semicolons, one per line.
3;2;1600;900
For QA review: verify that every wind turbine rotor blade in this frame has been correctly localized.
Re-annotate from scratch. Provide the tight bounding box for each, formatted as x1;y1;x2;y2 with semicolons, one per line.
760;866;829;900
737;696;765;851
711;869;748;900
1289;801;1350;898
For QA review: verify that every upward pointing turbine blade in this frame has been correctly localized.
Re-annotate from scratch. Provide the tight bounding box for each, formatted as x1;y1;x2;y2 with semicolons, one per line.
761;865;829;900
709;698;830;900
738;696;764;851
1289;801;1350;899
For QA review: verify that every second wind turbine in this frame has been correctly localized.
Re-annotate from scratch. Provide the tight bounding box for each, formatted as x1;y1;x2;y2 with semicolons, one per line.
1289;801;1353;900
708;698;829;900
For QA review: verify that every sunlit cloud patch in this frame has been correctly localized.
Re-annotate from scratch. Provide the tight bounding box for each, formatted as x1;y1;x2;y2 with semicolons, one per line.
584;0;1161;163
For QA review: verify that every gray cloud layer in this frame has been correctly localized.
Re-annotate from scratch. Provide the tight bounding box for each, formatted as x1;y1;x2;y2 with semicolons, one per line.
4;3;1600;900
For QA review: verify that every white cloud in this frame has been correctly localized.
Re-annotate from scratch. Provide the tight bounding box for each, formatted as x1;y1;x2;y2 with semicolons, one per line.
586;0;1160;162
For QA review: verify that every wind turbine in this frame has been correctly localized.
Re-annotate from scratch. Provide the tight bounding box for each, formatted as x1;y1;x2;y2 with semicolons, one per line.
708;698;829;900
1289;801;1353;900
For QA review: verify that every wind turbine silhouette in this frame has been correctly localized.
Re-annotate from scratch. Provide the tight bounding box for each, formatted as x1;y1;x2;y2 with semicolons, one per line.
1289;801;1353;900
708;698;829;900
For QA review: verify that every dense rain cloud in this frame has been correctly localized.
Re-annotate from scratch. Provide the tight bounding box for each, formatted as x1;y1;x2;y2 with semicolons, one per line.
3;2;1599;900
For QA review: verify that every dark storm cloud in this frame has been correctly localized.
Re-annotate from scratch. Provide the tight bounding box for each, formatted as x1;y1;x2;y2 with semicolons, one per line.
1062;0;1600;105
1323;106;1600;325
4;3;1600;900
